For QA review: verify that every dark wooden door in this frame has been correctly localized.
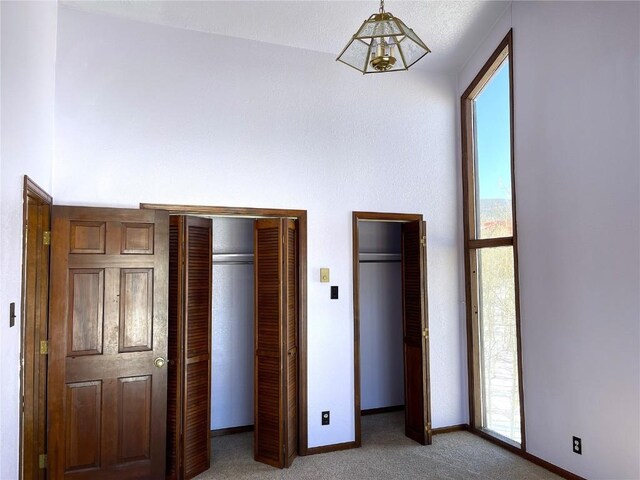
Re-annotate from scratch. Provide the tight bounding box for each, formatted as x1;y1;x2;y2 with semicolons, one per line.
48;206;169;479
401;220;432;445
253;219;298;468
283;219;298;467
166;216;212;480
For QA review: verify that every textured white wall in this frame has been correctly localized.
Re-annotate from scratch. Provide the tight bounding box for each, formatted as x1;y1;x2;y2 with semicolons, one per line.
458;2;640;478
0;2;57;478
211;218;254;429
359;222;404;411
359;262;404;411
53;7;463;449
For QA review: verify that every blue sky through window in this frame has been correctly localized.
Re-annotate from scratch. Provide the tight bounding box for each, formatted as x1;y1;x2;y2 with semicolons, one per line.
475;59;511;200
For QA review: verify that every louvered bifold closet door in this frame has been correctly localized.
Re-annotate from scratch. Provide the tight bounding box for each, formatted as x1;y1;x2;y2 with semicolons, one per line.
254;218;298;468
254;219;283;467
401;220;432;446
167;216;212;480
284;220;298;467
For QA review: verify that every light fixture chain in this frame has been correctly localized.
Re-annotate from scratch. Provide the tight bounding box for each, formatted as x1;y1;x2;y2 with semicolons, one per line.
379;0;385;14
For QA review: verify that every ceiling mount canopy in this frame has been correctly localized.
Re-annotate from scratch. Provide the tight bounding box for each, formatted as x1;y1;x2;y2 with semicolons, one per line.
336;0;431;74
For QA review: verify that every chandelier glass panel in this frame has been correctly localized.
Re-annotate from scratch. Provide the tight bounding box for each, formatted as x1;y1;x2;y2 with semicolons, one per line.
337;0;431;74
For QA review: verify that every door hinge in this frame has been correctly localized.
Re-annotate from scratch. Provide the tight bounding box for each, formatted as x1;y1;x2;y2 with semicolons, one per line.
420;235;426;246
43;231;51;246
40;340;49;355
39;453;47;469
426;422;432;432
422;328;429;339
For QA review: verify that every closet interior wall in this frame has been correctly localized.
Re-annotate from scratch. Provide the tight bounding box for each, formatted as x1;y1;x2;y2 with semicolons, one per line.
211;217;255;430
358;221;404;411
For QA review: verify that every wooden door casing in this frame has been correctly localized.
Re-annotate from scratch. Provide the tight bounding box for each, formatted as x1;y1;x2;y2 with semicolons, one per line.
352;212;432;448
140;203;309;457
401;220;432;445
21;177;52;480
167;217;182;480
48;207;169;479
166;216;212;480
254;219;298;468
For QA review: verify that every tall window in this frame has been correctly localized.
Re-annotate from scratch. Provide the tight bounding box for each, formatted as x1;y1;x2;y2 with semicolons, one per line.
461;31;524;447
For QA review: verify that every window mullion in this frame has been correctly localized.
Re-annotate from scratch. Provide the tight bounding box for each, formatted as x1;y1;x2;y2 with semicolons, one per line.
468;237;513;249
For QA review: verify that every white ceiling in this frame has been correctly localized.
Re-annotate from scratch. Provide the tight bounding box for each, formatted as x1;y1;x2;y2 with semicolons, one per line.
60;1;510;72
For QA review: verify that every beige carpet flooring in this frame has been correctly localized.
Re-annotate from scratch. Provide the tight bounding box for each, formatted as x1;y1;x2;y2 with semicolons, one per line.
194;412;562;480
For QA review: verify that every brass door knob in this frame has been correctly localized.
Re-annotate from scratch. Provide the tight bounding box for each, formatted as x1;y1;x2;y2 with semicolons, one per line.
154;357;166;368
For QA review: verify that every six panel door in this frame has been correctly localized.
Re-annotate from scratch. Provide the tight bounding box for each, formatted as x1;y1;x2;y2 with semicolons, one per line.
48;207;169;479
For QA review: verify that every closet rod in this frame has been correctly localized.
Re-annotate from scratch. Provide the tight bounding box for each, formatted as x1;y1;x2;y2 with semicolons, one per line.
359;259;401;264
213;261;254;265
358;253;401;263
212;253;254;265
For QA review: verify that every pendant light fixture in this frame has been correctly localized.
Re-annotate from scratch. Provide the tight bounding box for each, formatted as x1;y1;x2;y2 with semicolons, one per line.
336;0;431;74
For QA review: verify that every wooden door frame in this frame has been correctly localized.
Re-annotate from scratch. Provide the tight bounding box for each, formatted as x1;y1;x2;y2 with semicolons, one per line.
352;211;427;447
141;203;309;457
20;176;52;480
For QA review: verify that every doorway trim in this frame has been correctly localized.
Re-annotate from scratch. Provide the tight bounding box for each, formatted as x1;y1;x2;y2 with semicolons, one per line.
352;211;425;447
141;203;309;456
20;176;52;480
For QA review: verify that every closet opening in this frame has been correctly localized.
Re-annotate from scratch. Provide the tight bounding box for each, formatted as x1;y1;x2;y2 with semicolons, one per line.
352;212;432;447
149;203;308;480
359;220;406;437
210;217;255;443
